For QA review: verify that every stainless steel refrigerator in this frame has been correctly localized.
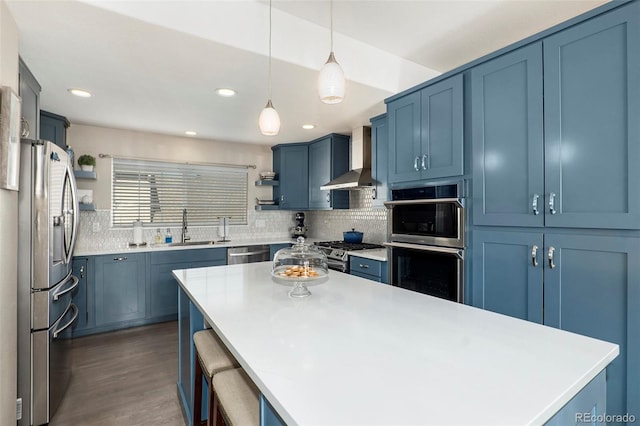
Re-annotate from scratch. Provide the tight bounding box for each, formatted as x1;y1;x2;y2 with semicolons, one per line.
17;139;79;425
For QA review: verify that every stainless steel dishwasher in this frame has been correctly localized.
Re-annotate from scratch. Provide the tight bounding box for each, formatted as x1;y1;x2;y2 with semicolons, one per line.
227;245;271;264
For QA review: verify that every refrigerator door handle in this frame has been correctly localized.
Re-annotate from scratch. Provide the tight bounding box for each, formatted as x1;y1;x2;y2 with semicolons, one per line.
64;164;80;265
52;275;79;301
53;304;78;339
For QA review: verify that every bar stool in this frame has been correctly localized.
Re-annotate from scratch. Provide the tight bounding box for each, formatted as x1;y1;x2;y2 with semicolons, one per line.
211;368;259;426
193;329;239;426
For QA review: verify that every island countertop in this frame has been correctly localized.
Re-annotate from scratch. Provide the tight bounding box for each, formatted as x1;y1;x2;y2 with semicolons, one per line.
173;262;618;425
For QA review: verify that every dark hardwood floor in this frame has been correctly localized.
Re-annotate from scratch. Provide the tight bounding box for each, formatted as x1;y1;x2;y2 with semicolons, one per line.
51;321;185;426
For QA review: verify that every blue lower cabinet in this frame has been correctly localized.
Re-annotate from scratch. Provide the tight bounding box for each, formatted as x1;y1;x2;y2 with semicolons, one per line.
94;253;147;327
471;230;543;323
543;233;640;422
545;370;606;426
72;257;93;333
349;256;388;284
472;230;640;420
150;262;184;318
270;243;291;260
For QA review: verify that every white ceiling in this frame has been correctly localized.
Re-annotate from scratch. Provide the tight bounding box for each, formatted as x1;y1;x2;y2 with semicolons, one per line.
7;0;608;145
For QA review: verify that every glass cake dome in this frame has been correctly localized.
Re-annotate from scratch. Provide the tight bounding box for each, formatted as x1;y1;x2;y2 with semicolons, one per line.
271;237;329;297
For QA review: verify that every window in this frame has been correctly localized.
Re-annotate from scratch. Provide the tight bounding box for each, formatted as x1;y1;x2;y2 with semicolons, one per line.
112;158;248;227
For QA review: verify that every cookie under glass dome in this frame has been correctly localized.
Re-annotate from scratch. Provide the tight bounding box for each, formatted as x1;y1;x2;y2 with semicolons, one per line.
271;237;329;297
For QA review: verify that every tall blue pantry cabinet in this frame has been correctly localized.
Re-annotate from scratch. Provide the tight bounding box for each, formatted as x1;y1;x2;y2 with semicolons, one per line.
470;2;640;421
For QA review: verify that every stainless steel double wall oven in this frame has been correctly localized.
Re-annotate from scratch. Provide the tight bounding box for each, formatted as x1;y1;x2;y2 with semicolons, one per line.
385;183;465;302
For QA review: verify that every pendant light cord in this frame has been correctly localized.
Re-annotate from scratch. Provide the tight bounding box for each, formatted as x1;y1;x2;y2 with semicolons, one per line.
268;0;273;101
330;0;334;52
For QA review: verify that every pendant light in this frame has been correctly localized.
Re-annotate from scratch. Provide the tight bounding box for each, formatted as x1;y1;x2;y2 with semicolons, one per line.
318;0;345;104
259;0;281;136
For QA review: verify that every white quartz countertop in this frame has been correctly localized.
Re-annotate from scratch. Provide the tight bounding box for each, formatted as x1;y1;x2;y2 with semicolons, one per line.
173;262;618;426
73;238;300;256
347;248;388;262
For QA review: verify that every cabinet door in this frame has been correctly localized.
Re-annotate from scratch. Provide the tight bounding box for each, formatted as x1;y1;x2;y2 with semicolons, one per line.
420;74;464;180
543;233;640;421
277;145;309;210
371;115;389;208
94;253;146;326
544;3;640;229
18;59;41;139
150;262;185;318
308;137;331;209
388;91;421;184
471;230;543;323
471;43;544;227
40;111;69;150
72;257;91;332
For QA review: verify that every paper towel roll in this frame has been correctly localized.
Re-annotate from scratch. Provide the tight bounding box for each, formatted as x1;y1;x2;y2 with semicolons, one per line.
133;221;143;244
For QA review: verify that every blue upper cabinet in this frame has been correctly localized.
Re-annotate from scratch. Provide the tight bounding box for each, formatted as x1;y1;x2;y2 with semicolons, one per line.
388;74;464;185
272;144;309;210
308;134;350;210
543;233;640;421
18;59;41;140
40;110;70;151
543;3;640;230
471;43;544;227
370;114;389;208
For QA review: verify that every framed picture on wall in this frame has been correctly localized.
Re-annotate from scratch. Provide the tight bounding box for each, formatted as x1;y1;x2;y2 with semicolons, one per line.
0;86;21;191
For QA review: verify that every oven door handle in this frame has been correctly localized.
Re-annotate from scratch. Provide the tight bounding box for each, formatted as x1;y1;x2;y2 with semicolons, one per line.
384;198;464;208
383;242;464;259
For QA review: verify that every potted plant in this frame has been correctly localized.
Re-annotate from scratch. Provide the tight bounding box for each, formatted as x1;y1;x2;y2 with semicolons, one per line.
77;154;96;172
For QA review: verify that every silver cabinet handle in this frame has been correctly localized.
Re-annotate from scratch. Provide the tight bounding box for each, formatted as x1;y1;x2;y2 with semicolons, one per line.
79;265;85;278
326;192;331;203
359;264;370;269
548;246;556;269
414;156;420;171
531;245;539;267
532;194;540;215
372;188;377;200
549;192;557;215
280;195;284;202
421;154;428;170
113;257;128;261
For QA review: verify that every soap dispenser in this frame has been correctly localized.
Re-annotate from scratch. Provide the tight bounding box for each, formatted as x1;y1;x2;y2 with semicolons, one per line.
165;228;173;244
155;228;163;244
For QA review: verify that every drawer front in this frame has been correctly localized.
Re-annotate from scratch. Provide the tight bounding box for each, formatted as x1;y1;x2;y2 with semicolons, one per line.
349;257;383;277
150;248;226;265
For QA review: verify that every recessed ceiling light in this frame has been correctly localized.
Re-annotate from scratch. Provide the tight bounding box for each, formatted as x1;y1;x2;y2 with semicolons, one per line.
302;124;315;130
215;88;236;97
68;88;92;98
185;131;197;136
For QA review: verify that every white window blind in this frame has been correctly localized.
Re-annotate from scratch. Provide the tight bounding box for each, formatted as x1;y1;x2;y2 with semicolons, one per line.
112;158;248;227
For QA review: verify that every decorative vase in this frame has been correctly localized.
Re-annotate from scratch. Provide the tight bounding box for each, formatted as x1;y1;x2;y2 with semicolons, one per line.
80;165;94;172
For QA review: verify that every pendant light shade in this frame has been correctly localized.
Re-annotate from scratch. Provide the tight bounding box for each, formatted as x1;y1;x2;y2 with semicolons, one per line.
319;0;345;104
319;52;345;104
259;99;281;136
259;0;280;136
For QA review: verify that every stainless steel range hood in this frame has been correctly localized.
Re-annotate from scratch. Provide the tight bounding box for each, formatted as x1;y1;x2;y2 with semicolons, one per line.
320;126;372;190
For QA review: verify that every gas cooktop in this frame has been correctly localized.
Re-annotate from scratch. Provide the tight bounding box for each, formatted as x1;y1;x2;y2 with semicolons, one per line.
315;241;384;251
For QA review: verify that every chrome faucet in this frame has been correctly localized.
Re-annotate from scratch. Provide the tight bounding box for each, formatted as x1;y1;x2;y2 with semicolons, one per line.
181;208;191;243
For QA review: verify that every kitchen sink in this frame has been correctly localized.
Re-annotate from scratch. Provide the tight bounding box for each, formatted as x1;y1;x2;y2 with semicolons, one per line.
168;240;216;247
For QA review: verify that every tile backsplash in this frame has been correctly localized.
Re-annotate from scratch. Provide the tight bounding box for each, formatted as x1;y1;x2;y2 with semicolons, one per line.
306;188;388;244
76;188;388;252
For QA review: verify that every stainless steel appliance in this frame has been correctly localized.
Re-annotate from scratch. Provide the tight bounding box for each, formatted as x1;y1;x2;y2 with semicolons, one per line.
314;241;384;272
17;139;79;425
384;183;465;302
227;245;270;265
292;212;307;238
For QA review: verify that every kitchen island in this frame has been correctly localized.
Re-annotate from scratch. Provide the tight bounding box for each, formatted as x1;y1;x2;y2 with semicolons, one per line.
174;262;618;425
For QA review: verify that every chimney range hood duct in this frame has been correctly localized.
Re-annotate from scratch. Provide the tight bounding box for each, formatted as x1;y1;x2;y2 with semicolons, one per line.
320;126;372;190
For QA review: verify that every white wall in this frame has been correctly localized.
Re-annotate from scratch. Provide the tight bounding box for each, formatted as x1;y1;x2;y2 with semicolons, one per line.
0;0;19;423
